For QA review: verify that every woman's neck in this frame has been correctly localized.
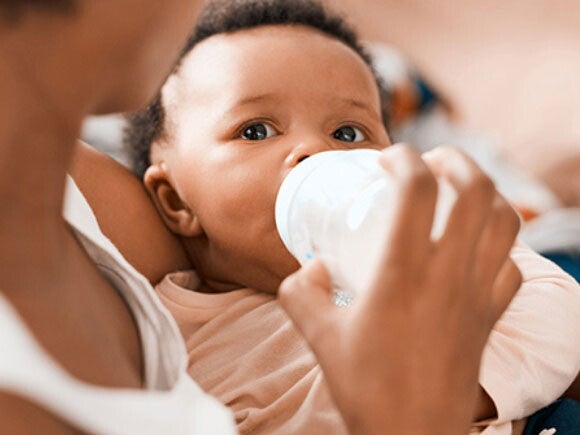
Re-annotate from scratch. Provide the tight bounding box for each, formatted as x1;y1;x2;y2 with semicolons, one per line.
0;47;84;279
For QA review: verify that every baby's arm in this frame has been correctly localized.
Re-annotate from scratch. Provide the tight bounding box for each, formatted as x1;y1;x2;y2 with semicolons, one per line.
479;242;580;427
71;141;191;284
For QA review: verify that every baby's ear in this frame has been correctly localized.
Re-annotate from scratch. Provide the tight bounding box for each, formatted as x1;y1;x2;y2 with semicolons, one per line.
143;164;204;238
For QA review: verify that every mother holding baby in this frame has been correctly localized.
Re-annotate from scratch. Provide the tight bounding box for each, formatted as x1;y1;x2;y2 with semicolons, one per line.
0;0;526;434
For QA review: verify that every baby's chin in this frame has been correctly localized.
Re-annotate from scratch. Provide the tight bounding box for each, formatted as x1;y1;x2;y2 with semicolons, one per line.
192;245;300;294
254;259;301;295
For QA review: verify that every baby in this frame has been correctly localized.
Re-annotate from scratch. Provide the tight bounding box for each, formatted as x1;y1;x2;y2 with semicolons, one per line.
73;0;580;434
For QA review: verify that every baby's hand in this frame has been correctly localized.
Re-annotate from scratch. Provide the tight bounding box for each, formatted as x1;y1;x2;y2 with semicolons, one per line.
278;144;522;435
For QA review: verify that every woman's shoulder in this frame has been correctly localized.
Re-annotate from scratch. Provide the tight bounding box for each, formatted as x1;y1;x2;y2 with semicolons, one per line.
70;141;191;285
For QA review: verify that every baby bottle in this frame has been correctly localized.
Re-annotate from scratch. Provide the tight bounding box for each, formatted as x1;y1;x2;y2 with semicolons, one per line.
275;149;453;306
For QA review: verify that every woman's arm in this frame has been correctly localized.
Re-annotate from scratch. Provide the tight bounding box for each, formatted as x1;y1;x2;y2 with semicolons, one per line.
71;141;191;285
0;392;78;435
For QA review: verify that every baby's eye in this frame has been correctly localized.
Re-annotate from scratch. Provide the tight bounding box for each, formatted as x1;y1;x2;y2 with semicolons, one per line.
332;126;366;143
240;123;277;141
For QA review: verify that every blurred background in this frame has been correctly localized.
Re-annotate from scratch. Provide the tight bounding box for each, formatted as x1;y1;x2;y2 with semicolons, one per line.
325;0;580;207
83;0;580;278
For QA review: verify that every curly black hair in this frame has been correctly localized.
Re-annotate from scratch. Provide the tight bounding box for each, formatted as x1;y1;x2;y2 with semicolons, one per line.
124;0;391;177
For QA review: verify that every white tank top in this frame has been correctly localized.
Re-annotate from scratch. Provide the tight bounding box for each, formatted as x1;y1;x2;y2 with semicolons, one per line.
0;178;236;434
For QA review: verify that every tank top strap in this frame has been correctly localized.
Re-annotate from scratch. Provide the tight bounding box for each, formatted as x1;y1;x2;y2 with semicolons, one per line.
0;293;235;434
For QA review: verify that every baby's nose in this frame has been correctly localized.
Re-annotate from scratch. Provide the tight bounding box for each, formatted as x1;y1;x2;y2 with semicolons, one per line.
285;138;339;168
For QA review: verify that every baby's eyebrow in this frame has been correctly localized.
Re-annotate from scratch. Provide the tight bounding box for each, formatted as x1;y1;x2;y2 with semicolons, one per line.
344;98;369;109
232;93;280;107
221;93;281;120
339;97;381;121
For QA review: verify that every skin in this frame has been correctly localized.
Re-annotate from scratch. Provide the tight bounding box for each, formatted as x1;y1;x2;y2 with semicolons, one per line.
328;0;580;404
85;25;499;423
72;143;190;285
0;0;204;432
280;145;523;434
291;140;524;434
145;25;389;294
1;2;522;435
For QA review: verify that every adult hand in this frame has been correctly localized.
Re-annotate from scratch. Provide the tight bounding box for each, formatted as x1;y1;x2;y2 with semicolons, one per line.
278;144;522;435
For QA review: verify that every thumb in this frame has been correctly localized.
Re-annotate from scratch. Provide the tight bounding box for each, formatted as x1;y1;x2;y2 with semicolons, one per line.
278;259;339;354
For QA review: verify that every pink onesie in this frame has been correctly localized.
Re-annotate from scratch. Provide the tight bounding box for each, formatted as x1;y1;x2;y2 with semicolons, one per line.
156;243;580;435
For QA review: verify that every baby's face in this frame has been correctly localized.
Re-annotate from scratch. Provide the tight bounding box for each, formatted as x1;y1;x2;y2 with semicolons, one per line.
152;25;390;294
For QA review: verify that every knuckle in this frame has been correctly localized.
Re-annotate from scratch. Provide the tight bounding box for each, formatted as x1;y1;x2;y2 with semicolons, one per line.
403;167;437;195
501;259;523;291
502;205;522;235
471;173;495;193
510;261;523;289
384;143;416;163
493;200;521;235
509;207;522;233
388;146;439;196
436;145;458;155
406;170;437;195
381;144;418;170
389;142;413;154
435;146;464;164
464;173;495;199
422;145;458;166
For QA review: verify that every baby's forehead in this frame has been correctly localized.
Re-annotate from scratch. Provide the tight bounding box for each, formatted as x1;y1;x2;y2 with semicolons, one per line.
161;25;381;128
